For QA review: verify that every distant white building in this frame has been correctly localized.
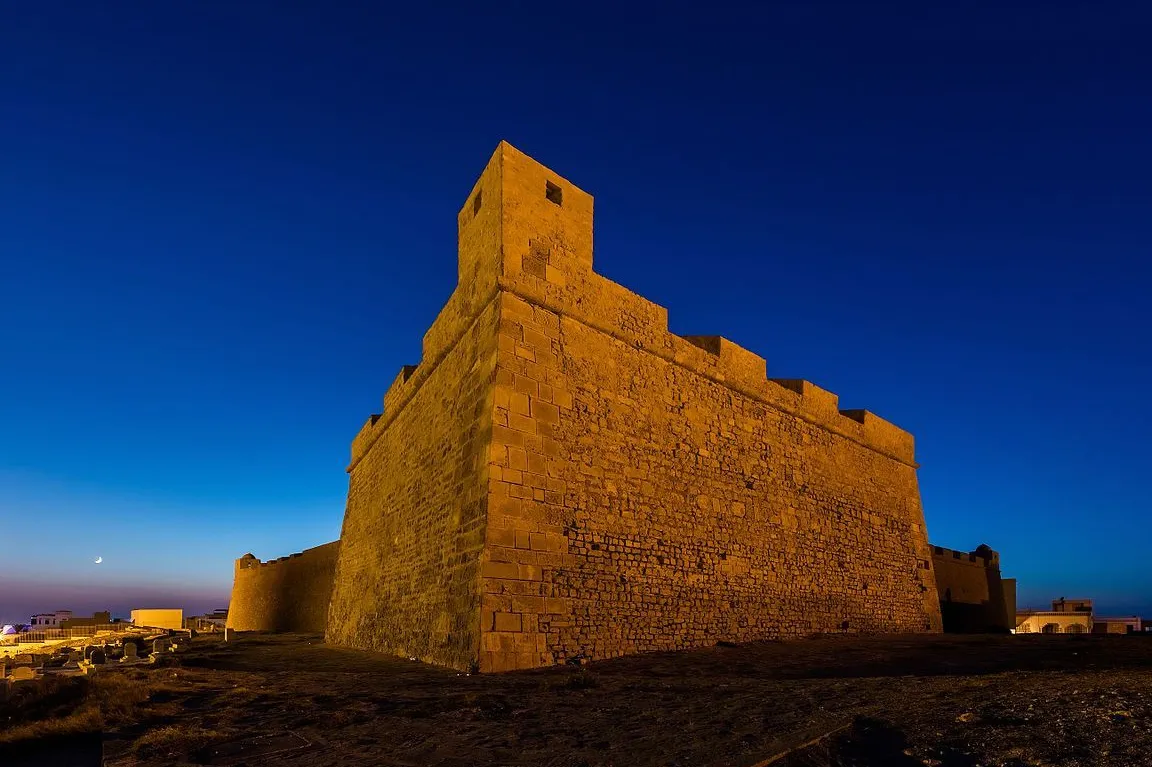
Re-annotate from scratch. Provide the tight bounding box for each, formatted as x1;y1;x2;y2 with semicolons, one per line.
29;610;73;627
1015;598;1094;634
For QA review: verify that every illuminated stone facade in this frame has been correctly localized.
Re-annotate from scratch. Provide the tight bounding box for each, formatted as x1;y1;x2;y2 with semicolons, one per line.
1015;611;1092;634
1016;598;1095;634
227;542;340;633
322;143;942;672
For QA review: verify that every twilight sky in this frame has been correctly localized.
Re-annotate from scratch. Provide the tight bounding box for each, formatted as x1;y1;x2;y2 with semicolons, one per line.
1;2;1150;626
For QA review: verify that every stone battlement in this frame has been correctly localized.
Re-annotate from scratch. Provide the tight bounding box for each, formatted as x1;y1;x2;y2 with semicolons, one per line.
931;544;1000;569
237;550;315;568
350;141;914;473
228;541;340;633
931;543;1013;633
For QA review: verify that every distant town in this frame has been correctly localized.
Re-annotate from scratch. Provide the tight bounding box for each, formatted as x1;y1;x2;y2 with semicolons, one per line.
1016;598;1146;634
4;592;1146;661
1;607;229;655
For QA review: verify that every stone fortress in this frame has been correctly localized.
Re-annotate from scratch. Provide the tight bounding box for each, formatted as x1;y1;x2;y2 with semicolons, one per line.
229;142;1013;671
931;544;1015;633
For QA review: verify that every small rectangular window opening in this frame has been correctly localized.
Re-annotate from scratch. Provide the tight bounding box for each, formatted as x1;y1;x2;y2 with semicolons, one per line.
473;190;482;216
545;181;562;206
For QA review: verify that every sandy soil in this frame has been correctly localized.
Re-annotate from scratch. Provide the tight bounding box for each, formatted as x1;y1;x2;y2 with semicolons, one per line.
4;632;1152;766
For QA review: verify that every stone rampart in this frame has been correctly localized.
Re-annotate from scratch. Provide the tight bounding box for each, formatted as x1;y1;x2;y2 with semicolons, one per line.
324;182;503;667
931;544;1014;632
227;541;340;633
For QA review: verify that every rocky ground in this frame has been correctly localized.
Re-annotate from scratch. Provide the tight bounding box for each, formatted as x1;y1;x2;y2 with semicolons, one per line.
3;632;1152;766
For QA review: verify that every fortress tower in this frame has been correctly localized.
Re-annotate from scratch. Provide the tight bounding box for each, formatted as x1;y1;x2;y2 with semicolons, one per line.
324;142;943;671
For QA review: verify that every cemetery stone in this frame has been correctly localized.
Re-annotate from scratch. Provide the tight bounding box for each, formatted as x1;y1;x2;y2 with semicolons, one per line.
11;666;37;682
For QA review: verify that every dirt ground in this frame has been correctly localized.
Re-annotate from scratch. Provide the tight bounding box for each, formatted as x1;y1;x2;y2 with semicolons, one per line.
4;632;1152;766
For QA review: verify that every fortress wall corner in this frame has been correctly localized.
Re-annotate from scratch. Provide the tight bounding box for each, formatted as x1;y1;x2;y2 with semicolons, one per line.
325;147;518;669
327;295;499;670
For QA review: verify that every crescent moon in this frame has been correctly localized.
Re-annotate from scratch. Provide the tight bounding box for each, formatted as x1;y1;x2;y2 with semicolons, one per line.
94;556;103;564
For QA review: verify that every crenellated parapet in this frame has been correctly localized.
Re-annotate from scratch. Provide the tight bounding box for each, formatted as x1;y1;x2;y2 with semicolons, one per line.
235;548;322;568
490;263;915;465
492;142;912;465
227;541;340;633
351;141;916;471
931;544;1001;569
930;543;1012;633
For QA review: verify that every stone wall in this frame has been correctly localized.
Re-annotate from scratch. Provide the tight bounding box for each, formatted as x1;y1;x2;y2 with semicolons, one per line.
931;544;1014;632
227;541;340;633
61;612;110;628
1092;618;1141;634
1002;577;1017;625
323;153;510;668
475;144;942;670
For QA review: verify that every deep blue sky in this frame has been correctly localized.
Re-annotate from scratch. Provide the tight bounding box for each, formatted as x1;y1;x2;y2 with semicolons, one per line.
1;2;1149;625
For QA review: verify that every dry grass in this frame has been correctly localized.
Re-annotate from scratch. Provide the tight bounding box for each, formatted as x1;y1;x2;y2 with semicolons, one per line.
217;683;262;706
0;704;103;745
132;723;226;758
0;675;90;742
87;673;156;725
0;668;192;746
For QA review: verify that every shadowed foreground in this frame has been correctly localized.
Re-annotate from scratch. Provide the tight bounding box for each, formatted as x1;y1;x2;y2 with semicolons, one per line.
3;632;1152;766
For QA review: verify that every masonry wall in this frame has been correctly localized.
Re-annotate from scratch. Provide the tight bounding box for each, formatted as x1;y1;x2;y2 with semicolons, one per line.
61;612;110;628
1002;577;1017;626
227;541;340;633
475;144;942;671
930;545;1012;632
323;152;509;669
1092;618;1141;634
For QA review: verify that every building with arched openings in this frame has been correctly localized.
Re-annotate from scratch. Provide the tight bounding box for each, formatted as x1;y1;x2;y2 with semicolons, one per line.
1016;598;1094;634
1015;612;1092;634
